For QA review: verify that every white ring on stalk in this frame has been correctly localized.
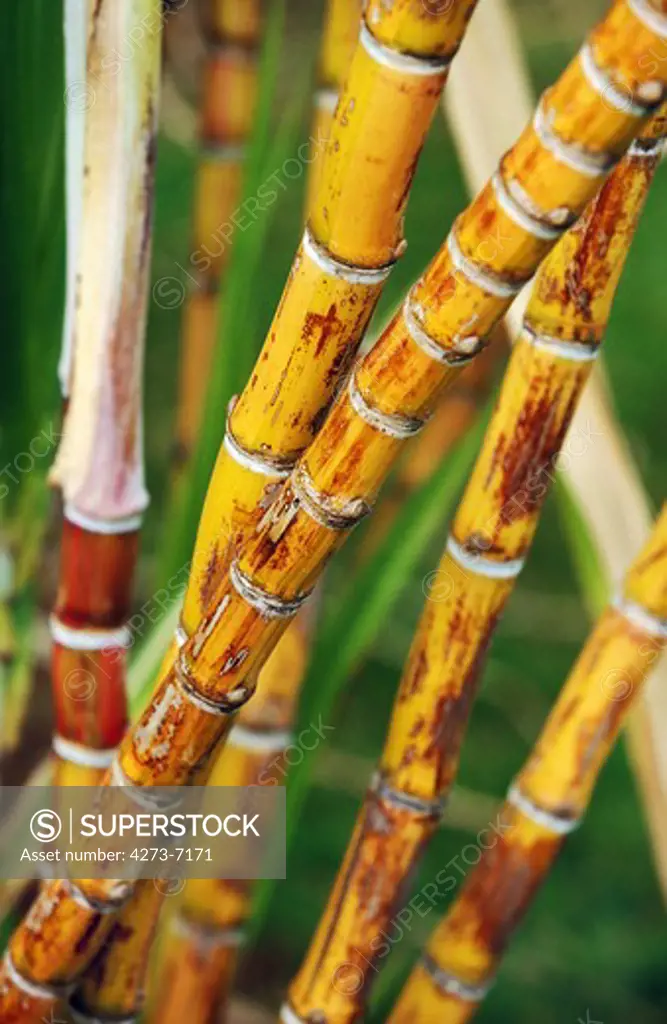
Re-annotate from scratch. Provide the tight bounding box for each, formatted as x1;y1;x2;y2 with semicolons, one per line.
64;503;143;535
109;756;183;810
66;879;129;915
207;40;257;62
53;735;116;769
314;87;339;112
227;724;293;753
279;1004;306;1024
230;560;311;619
628;135;667;157
491;170;565;241
175;661;242;716
224;426;295;480
446;536;525;581
533;101;617;177
507;782;580;835
627;0;667;38
421;953;493;1003
292;461;371;531
348;371;425;439
359;22;452;76
174;622;189;648
579;42;652;117
172;912;245;949
614;594;667;639
372;773;445;818
403;291;484;367
49;615;132;652
2;951;69;1002
70;1008;137;1024
200;140;247;162
446;228;526;299
521;325;599;362
302;226;394;285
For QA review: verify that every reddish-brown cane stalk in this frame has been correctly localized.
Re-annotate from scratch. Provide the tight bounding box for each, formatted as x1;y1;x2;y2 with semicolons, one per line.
48;0;161;788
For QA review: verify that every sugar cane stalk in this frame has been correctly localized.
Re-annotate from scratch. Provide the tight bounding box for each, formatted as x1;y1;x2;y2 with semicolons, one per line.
67;880;161;1024
279;108;666;1024
3;1;667;1016
45;0;161;789
303;0;361;219
359;336;501;560
134;11;357;1017
116;0;667;796
145;612;313;1024
177;0;478;637
389;504;667;1022
172;0;262;469
445;0;667;900
62;3;463;1016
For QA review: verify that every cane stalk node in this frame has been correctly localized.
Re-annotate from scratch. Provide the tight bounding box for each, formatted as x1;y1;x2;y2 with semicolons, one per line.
447;226;529;298
229;560;312;619
533;100;618;177
491;170;565;241
64;504;144;536
348;371;426;439
173;912;245;951
67;879;131;916
506;782;581;836
613;594;667;639
200;140;248;162
359;21;453;77
627;0;667;39
176;656;250;715
223;425;296;480
292;462;371;532
371;772;445;820
404;291;485;366
53;736;117;770
302;225;395;284
69;998;138;1024
446;535;525;580
521;324;600;363
421;952;493;1004
579;41;655;117
2;950;72;1003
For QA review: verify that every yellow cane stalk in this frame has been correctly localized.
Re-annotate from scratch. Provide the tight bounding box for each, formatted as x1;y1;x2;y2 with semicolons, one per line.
304;0;362;219
137;4;474;1001
445;0;667;899
3;3;667;1017
360;336;501;560
179;0;477;635
72;616;312;1023
68;881;161;1024
138;3;416;1014
70;0;361;1003
146;614;312;1024
151;0;476;789
280;110;666;1024
173;0;262;466
389;505;667;1023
